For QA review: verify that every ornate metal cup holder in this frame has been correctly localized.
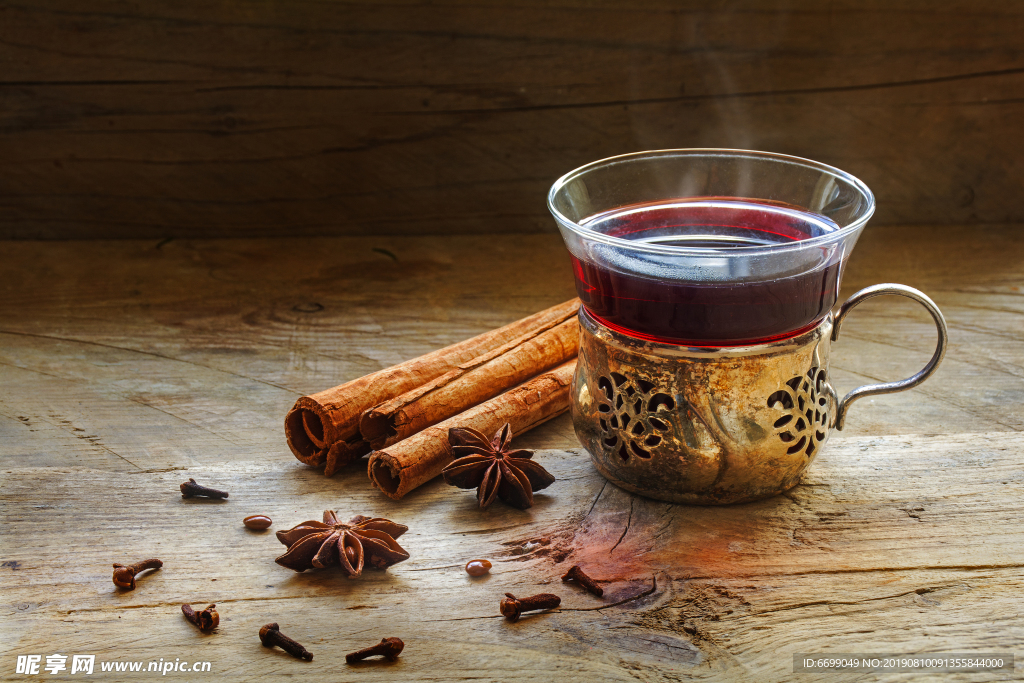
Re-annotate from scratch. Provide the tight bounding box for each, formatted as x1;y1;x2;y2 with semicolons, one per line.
571;284;947;505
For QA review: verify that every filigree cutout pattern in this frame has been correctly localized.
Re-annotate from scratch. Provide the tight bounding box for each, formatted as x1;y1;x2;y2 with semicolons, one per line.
766;367;830;458
595;372;675;462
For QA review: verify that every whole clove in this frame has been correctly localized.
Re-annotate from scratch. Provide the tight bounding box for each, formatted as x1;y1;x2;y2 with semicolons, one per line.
112;558;162;590
259;623;313;661
345;637;405;664
180;478;229;499
499;592;561;622
181;603;219;632
561;564;604;597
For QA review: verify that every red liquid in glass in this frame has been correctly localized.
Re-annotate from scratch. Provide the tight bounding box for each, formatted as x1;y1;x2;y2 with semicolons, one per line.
570;199;845;346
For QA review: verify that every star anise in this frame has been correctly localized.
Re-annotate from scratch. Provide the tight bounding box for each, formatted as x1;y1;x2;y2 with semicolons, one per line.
441;423;555;509
275;511;409;578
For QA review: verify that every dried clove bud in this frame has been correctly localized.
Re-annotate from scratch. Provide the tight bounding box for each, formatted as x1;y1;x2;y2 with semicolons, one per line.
112;558;162;590
499;592;561;622
181;603;219;632
259;623;313;661
180;478;229;499
561;564;604;597
345;637;405;664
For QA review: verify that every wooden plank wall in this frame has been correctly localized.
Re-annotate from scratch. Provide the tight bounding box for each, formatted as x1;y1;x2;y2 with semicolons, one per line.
2;1;1023;239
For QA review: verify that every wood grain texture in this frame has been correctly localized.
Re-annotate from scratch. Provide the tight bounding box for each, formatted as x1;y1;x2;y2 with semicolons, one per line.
2;434;1022;681
0;226;1019;475
2;1;1024;238
0;226;1021;679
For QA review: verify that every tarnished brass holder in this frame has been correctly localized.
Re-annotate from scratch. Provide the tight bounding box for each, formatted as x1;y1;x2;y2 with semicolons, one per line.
571;289;947;505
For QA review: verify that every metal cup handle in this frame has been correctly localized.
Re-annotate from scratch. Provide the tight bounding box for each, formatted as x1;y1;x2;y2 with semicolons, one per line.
831;283;948;430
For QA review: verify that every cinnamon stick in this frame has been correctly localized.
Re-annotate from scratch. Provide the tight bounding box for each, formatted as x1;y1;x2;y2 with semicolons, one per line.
323;439;372;477
285;299;580;470
360;317;579;450
368;360;576;500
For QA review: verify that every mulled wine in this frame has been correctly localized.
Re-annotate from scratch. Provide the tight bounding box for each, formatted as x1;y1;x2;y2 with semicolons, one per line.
570;198;847;346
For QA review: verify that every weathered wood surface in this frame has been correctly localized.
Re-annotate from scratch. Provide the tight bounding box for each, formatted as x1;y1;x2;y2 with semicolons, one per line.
0;225;1020;473
2;434;1023;681
2;1;1024;238
0;226;1022;680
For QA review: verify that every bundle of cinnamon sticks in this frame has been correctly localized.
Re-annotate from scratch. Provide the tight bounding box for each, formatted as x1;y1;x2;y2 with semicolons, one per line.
284;299;581;499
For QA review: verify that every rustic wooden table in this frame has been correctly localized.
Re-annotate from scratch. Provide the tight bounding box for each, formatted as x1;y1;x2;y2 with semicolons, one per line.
2;226;1022;681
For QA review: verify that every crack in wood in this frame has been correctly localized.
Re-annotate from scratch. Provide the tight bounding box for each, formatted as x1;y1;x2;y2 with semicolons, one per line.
610;498;634;554
0;328;299;394
564;575;659;612
393;66;1024;116
748;584;966;617
127;397;243;446
405;563;465;572
585;481;607;520
678;563;1024;581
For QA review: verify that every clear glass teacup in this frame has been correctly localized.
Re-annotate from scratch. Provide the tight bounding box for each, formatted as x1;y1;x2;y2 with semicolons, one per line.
550;149;875;346
549;150;947;504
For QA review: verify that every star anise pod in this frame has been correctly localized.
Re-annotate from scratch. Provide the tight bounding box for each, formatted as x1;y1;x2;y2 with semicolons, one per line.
441;423;555;509
275;511;409;578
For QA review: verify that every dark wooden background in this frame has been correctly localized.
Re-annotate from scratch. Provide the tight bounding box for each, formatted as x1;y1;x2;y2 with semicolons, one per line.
2;1;1023;239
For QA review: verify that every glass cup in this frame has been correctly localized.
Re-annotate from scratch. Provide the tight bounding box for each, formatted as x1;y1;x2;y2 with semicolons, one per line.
548;149;948;504
548;149;875;346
